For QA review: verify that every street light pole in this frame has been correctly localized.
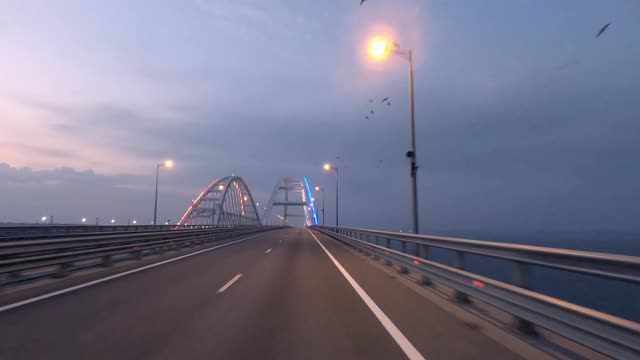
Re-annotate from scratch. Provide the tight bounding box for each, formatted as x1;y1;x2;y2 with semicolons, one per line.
323;164;339;227
153;163;161;225
315;186;326;225
370;39;420;234
321;188;325;225
407;49;419;235
153;160;174;226
335;167;339;227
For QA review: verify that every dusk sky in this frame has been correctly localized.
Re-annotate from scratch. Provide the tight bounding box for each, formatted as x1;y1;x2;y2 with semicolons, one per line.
1;1;639;235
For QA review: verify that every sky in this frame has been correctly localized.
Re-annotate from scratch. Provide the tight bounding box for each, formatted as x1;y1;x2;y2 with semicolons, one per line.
1;1;639;237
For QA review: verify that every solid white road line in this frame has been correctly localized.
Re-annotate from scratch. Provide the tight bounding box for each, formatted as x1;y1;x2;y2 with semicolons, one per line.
307;229;426;360
0;233;269;313
265;248;272;254
216;274;243;293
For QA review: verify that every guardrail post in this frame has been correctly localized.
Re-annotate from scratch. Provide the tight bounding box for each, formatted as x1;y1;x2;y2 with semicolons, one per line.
453;251;470;303
54;263;71;278
398;240;409;274
512;262;537;336
420;244;430;259
0;273;8;291
419;244;433;286
101;255;113;267
382;237;393;266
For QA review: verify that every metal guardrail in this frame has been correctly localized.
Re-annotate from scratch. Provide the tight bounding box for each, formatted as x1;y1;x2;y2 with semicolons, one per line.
0;225;284;286
0;224;216;238
314;226;640;360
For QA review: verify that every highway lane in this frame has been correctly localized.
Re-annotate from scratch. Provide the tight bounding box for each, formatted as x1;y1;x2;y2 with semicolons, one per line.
0;228;526;359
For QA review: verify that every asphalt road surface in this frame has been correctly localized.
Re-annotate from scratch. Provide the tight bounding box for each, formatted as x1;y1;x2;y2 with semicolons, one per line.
0;228;524;359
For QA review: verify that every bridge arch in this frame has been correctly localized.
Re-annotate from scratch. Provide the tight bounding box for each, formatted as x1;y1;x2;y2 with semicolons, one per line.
177;176;261;226
263;176;318;226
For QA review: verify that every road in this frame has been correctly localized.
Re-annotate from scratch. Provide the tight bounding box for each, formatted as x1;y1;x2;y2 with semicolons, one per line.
0;228;525;359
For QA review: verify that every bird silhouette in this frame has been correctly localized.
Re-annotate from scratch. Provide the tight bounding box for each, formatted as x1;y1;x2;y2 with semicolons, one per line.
370;110;374;115
368;99;373;103
381;97;389;103
360;0;366;5
364;116;370;120
387;101;391;107
596;23;611;38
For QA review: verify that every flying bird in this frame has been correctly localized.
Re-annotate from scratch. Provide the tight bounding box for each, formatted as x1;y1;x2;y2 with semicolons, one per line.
387;101;391;107
364;116;370;120
381;97;389;103
360;0;366;5
595;23;611;38
370;110;374;115
368;99;374;103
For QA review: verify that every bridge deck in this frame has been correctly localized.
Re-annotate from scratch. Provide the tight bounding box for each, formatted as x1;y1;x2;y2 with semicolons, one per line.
0;228;539;359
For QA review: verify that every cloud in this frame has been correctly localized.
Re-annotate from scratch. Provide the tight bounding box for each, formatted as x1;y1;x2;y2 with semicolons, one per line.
0;143;73;159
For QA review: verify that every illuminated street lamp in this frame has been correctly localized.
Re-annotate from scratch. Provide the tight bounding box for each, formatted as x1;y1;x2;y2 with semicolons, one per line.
314;186;325;225
153;159;174;225
81;217;87;223
323;163;339;227
41;216;47;222
132;220;137;224
369;37;420;234
111;219;115;224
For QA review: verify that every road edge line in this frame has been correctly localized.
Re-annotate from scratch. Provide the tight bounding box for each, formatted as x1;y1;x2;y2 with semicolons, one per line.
0;232;268;313
307;229;426;360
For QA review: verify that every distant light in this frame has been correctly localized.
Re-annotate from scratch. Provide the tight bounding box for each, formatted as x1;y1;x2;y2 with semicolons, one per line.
243;196;248;201
315;186;320;191
132;220;137;224
81;218;87;223
111;219;115;223
256;202;259;206
323;163;331;171
164;160;174;168
218;185;224;190
41;216;47;222
165;221;169;225
311;197;315;201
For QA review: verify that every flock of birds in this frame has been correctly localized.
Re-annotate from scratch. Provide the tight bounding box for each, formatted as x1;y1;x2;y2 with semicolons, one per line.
360;0;612;39
353;0;611;171
364;97;391;120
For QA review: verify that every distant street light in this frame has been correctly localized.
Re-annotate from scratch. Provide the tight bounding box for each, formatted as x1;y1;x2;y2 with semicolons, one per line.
368;37;420;234
323;164;339;226
111;219;115;224
314;186;325;225
153;159;174;225
81;218;87;223
132;220;137;224
41;216;47;222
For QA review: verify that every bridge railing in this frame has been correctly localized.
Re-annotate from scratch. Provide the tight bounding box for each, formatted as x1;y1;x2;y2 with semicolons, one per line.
0;225;284;287
0;224;216;239
314;226;640;359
